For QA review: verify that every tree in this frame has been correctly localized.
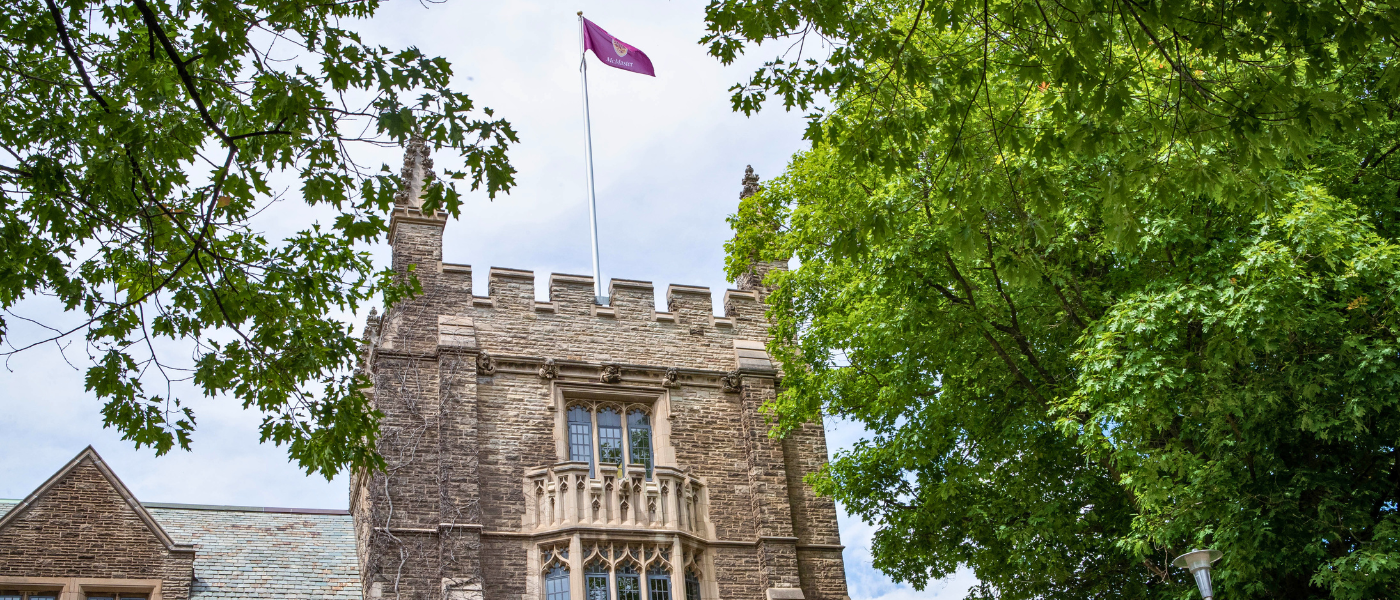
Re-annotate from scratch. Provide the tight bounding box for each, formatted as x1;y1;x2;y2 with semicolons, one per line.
0;0;517;478
709;0;1400;597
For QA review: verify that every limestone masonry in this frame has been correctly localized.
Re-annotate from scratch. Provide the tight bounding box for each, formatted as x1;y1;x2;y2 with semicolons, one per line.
350;139;850;600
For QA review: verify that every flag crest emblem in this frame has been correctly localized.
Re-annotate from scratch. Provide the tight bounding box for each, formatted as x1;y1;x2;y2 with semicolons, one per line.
581;16;655;77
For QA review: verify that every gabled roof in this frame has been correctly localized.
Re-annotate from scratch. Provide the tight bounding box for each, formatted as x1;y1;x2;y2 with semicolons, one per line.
0;499;362;599
0;445;193;554
146;505;361;599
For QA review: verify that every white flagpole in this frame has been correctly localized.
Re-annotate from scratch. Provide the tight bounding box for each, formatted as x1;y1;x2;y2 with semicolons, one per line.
578;11;606;305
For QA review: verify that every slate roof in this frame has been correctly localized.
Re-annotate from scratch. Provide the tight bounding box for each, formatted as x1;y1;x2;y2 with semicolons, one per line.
0;499;362;599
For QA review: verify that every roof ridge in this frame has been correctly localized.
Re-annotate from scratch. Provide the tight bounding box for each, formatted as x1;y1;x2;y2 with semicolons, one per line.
142;501;349;515
1;495;347;515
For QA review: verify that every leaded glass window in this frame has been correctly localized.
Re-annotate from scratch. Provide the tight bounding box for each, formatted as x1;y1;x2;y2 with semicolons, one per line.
628;410;653;479
685;570;701;600
545;565;570;600
585;562;610;600
617;565;642;600
569;405;595;476
648;567;672;600
598;408;624;465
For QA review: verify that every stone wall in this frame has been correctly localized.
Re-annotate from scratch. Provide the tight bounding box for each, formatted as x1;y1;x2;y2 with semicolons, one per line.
351;146;848;600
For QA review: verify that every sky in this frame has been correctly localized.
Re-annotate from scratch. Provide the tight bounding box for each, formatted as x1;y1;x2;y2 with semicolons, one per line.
0;1;973;598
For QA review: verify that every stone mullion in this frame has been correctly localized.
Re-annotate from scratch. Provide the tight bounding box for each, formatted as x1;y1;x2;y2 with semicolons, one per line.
669;536;685;598
570;534;584;600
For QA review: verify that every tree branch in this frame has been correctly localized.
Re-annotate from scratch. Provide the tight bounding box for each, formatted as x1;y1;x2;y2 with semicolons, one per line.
131;0;230;143
1120;0;1213;101
984;233;1055;385
1044;276;1088;329
943;251;1050;406
44;0;109;110
1353;140;1400;184
0;164;32;177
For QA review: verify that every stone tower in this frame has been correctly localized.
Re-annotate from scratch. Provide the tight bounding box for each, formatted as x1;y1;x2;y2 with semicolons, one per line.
351;140;849;600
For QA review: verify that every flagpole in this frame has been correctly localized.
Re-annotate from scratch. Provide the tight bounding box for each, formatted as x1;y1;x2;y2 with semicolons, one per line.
578;11;606;305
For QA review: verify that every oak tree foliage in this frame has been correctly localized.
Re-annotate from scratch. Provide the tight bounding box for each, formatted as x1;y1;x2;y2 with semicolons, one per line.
0;0;517;477
708;0;1400;597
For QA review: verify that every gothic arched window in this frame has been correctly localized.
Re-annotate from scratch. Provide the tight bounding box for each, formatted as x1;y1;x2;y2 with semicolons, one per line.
648;566;673;600
616;564;642;600
585;562;610;600
545;565;570;600
685;569;701;600
568;406;594;476
627;410;653;479
597;408;624;465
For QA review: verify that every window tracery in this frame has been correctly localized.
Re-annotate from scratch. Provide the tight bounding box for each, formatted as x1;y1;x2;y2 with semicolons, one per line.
646;566;672;600
542;541;680;600
684;570;701;600
627;409;653;478
540;542;570;573
544;565;569;600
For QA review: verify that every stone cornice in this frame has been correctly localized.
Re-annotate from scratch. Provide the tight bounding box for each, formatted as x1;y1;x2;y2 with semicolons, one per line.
387;207;447;241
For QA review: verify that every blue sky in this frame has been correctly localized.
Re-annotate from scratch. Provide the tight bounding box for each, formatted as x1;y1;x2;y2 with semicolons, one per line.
0;2;969;598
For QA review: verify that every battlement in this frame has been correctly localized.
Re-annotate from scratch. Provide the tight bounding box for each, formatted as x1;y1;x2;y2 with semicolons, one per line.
370;191;783;367
371;149;788;371
378;212;784;363
446;265;759;323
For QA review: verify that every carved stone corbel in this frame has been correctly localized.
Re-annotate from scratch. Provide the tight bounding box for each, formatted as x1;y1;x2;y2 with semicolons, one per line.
476;351;496;376
721;370;741;392
661;367;679;388
600;363;623;384
538;358;558;380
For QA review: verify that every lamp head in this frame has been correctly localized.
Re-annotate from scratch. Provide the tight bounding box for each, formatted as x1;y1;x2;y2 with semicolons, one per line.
1172;549;1223;599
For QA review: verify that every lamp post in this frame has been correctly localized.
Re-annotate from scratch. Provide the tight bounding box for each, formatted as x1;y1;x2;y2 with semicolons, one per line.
1172;549;1223;599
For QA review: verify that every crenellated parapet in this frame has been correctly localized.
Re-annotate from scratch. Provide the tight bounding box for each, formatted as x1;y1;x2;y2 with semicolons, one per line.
378;259;777;371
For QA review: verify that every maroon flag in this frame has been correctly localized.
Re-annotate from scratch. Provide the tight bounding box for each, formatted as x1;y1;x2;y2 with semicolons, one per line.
581;17;655;77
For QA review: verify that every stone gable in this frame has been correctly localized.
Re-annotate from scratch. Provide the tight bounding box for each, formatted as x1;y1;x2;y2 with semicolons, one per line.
0;448;194;598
